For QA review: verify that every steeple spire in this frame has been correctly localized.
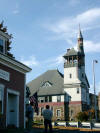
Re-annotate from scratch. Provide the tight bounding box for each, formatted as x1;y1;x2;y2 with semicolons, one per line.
77;24;84;54
78;24;83;39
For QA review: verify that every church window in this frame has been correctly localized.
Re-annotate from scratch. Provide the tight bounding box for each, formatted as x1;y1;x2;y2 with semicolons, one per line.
77;88;79;94
0;87;4;114
56;109;61;117
69;74;72;78
57;95;61;102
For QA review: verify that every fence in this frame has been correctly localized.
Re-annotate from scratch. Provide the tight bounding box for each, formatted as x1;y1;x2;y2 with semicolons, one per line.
52;121;100;129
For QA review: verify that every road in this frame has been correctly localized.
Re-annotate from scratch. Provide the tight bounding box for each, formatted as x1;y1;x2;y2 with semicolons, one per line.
24;127;100;133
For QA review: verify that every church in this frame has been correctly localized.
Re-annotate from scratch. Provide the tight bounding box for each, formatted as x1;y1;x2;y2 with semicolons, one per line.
27;27;90;121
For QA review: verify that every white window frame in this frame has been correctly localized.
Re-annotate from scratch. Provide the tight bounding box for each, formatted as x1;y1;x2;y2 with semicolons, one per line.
0;84;4;114
56;109;61;117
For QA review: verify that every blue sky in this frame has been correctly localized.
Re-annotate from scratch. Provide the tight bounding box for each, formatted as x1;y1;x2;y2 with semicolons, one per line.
0;0;100;94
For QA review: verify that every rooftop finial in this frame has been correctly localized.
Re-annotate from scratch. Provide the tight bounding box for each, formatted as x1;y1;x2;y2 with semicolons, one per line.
78;24;83;39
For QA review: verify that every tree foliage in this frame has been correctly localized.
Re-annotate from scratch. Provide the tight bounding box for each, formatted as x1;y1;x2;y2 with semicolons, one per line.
76;109;95;122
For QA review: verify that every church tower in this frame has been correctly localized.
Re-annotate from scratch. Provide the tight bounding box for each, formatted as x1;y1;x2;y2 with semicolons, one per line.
63;27;90;121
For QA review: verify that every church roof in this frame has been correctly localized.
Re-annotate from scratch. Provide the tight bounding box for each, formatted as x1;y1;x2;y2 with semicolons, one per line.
63;48;78;58
27;69;64;96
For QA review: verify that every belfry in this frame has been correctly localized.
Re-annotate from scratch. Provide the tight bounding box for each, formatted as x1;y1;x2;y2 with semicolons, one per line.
63;26;90;120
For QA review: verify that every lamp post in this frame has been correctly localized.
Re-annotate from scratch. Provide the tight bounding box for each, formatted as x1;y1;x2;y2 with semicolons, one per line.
93;60;98;121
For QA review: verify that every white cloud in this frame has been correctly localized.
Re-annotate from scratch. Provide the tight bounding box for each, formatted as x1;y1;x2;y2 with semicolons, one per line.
20;55;39;67
13;10;19;14
12;3;20;14
68;0;80;6
84;40;100;53
43;54;64;68
45;8;100;51
55;55;64;65
74;40;100;53
47;8;100;34
76;8;100;24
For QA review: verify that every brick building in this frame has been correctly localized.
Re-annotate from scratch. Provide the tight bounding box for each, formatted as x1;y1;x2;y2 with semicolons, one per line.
27;69;68;121
0;22;31;128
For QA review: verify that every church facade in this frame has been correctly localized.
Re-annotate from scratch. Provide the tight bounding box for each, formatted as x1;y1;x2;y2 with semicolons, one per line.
27;27;90;121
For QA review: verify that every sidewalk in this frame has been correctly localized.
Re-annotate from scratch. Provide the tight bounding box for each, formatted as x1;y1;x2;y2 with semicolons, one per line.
24;127;100;133
1;127;100;133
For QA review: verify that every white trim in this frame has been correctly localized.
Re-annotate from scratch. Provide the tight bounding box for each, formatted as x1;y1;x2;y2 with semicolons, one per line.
0;30;11;39
56;109;61;117
0;53;31;73
6;89;20;128
0;84;5;114
3;40;5;54
24;75;26;128
0;61;26;74
7;89;20;95
0;69;10;81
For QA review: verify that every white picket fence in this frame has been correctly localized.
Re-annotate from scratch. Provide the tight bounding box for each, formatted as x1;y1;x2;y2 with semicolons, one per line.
52;121;100;129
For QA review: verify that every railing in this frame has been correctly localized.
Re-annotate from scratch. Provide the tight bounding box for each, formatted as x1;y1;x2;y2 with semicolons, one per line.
52;121;100;129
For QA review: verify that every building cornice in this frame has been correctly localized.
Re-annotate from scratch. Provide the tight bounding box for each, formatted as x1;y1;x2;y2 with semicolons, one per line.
0;53;32;74
0;30;11;39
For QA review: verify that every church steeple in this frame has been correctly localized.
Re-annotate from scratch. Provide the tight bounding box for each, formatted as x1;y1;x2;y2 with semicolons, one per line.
77;25;84;54
78;24;83;39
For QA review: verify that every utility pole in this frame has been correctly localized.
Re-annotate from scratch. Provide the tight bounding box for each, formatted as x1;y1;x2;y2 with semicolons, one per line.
93;60;98;121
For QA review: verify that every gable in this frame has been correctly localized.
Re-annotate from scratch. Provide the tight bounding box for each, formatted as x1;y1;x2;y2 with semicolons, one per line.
41;81;52;87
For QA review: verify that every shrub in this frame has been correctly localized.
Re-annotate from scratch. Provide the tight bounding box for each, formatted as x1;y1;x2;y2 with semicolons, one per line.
76;111;88;122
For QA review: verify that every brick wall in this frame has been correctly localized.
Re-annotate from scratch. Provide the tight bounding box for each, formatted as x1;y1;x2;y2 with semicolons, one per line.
34;102;65;121
0;63;25;128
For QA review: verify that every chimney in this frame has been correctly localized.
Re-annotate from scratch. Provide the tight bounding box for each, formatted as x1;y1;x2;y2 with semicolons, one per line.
67;49;70;52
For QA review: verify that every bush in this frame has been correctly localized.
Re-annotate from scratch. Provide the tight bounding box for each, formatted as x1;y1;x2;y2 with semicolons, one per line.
76;109;95;122
76;111;88;122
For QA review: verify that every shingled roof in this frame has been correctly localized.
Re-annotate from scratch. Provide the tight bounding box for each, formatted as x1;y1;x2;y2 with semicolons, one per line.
63;48;78;58
27;69;64;96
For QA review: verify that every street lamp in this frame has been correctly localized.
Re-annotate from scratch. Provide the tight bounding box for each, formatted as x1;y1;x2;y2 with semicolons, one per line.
93;60;98;121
